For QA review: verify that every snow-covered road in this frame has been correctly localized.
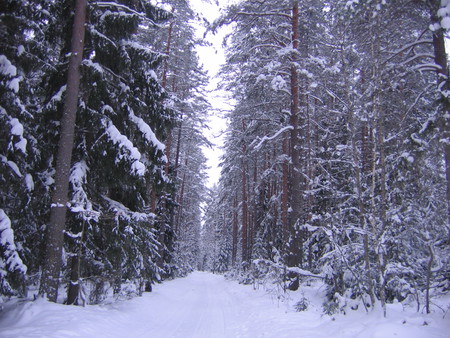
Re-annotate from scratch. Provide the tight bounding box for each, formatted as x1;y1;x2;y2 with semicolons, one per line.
0;271;448;337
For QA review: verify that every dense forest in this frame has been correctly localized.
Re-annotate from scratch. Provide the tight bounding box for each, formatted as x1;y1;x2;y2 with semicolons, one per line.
1;0;449;317
1;0;209;305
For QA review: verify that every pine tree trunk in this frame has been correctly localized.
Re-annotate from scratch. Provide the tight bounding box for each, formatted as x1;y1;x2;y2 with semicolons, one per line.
343;33;375;307
241;127;249;263
66;253;80;305
425;244;434;314
430;7;450;234
162;15;174;176
39;0;86;302
282;134;289;248
286;0;303;269
232;195;238;264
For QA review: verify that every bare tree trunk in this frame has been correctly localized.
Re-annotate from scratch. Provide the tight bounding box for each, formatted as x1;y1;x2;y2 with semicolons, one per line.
39;0;87;302
282;134;289;252
425;244;434;314
430;6;450;234
371;16;387;317
232;195;238;264
343;34;376;308
163;19;175;176
66;218;86;305
241;124;249;263
286;0;303;269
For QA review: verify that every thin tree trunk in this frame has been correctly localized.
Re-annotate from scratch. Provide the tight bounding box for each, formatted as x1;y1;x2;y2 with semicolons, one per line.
287;0;302;269
232;195;238;264
425;244;434;314
343;33;376;308
241;130;249;263
371;16;387;317
39;0;87;302
430;7;450;234
66;218;86;305
163;17;174;176
282;134;289;249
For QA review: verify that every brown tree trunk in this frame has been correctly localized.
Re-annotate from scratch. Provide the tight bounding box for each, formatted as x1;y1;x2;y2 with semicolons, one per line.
241;133;249;263
286;0;303;269
282;134;289;248
430;8;450;233
232;195;238;264
66;253;81;305
66;218;86;305
163;17;174;176
39;0;87;302
425;245;434;314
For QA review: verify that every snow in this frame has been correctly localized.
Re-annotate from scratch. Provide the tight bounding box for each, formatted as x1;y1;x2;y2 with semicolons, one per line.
9;118;27;153
48;85;67;108
252;126;293;150
105;122;146;176
82;59;104;74
0;55;20;92
0;272;448;337
6;160;22;177
17;45;25;56
102;195;154;222
25;173;34;191
0;209;27;275
271;74;287;91
0;55;17;77
8;77;20;93
440;16;450;29
128;111;166;155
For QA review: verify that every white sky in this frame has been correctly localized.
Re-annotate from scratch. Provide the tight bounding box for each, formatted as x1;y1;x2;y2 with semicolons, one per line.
189;0;235;188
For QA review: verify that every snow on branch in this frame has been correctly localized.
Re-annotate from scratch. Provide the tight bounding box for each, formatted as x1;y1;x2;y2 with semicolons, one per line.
88;25;118;48
102;196;156;223
94;2;165;28
383;39;434;65
128;111;167;161
287;266;325;279
8;117;27;154
105;122;146;176
95;2;146;18
69;161;100;220
1;155;22;178
0;209;27;276
251;126;293;151
235;11;291;20
414;63;442;72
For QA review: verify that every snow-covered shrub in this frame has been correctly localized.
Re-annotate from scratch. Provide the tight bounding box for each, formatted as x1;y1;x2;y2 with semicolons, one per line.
294;295;309;312
322;298;340;316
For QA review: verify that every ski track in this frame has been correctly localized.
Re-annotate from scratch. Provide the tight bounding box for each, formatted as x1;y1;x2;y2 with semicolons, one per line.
0;271;449;338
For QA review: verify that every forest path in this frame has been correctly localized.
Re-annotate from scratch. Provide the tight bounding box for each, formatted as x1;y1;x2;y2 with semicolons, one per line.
0;271;302;338
1;271;448;338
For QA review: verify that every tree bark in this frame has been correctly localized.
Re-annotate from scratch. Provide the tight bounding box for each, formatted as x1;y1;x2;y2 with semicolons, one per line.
232;195;238;264
241;121;249;263
430;6;450;234
286;0;303;269
163;19;174;176
39;0;87;302
282;134;289;250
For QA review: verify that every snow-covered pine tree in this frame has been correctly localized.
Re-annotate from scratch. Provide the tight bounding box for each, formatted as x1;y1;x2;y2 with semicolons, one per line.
31;0;175;303
142;0;210;277
0;0;56;299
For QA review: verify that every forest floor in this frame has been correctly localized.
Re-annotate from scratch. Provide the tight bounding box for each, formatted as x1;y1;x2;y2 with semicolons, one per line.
0;271;448;337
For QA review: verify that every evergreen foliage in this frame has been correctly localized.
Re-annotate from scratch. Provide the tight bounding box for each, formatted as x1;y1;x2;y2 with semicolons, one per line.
0;0;208;303
204;0;450;315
